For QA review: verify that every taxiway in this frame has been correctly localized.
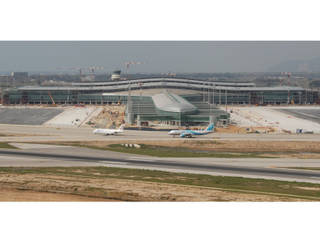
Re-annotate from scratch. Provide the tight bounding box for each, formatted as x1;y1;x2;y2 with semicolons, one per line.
1;144;320;183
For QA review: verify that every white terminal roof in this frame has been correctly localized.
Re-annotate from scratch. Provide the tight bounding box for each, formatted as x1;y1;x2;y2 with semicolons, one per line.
152;92;197;113
71;78;256;87
19;82;304;92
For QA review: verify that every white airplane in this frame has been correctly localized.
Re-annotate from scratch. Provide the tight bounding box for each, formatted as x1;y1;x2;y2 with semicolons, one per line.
168;123;214;138
93;124;125;135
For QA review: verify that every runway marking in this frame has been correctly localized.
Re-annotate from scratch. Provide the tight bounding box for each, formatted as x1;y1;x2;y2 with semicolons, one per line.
99;161;128;165
0;155;48;161
128;157;156;162
10;143;71;150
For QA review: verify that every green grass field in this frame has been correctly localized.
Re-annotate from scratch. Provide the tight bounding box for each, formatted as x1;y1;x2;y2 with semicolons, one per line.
100;144;271;158
0;142;16;149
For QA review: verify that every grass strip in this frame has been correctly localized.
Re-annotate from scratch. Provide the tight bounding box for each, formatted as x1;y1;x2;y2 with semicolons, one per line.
96;143;270;158
0;142;16;149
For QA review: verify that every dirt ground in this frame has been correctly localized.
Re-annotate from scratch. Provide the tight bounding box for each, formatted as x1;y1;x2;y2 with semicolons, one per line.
87;105;125;128
215;125;277;134
0;173;307;201
0;188;108;201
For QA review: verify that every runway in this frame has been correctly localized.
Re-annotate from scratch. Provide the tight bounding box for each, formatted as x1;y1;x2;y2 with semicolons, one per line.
1;146;320;183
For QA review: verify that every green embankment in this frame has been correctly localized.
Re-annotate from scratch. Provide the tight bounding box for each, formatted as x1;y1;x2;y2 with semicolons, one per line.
0;142;16;149
87;143;270;158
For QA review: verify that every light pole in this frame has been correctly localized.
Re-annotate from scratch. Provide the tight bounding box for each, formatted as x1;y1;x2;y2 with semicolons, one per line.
225;89;227;112
138;82;143;129
207;82;210;104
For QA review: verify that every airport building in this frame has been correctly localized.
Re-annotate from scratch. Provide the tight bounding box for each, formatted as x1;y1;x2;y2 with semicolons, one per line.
111;70;121;81
2;77;320;126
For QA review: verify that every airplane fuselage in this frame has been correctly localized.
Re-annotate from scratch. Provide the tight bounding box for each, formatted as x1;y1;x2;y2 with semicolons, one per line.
168;124;214;138
93;125;125;135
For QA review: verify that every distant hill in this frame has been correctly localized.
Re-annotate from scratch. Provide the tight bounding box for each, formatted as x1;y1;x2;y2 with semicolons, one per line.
268;57;320;72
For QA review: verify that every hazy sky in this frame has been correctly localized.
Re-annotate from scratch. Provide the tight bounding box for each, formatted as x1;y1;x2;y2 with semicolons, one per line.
0;41;320;73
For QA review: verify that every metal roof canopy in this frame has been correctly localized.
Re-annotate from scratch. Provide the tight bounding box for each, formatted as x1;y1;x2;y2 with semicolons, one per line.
152;92;197;113
18;83;305;92
71;78;256;87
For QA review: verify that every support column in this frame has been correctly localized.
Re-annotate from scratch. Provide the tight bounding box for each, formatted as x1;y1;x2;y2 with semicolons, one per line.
137;115;141;127
207;83;210;104
203;82;205;102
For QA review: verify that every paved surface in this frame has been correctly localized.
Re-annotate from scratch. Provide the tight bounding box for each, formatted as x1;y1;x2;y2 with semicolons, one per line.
44;106;99;127
278;108;320;124
228;106;320;133
1;144;320;183
0;108;63;125
1;124;320;142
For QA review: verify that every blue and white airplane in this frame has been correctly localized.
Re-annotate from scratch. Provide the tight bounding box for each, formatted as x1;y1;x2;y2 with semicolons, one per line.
168;123;214;138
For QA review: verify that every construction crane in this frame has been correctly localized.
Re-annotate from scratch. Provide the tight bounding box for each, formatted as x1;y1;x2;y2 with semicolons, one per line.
57;66;106;75
87;66;105;74
280;72;291;86
125;61;143;69
124;61;144;75
48;91;56;105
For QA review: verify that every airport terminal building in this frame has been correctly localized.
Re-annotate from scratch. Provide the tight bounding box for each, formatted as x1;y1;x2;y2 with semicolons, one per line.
2;77;320;126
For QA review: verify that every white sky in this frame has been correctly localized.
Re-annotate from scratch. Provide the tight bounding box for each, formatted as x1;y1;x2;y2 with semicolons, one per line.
0;41;320;73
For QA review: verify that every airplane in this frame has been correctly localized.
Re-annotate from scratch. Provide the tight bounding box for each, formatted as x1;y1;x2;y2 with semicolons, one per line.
168;123;214;138
93;124;125;135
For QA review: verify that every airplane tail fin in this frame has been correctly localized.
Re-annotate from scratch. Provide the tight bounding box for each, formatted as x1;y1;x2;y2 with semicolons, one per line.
206;123;214;132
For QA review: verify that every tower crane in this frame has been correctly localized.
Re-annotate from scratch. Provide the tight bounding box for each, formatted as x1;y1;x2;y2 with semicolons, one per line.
280;72;291;86
57;66;106;75
124;61;144;75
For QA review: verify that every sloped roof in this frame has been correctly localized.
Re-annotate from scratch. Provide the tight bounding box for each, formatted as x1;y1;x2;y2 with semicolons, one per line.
152;92;197;113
